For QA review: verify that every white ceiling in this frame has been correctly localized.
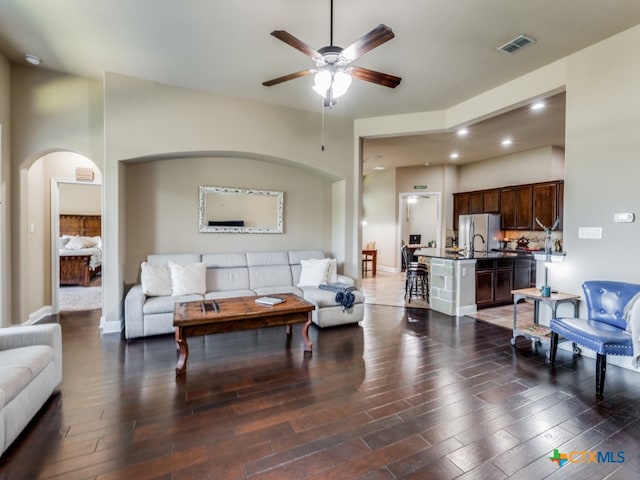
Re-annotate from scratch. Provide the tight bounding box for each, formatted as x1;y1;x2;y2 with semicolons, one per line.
0;1;638;169
363;91;566;173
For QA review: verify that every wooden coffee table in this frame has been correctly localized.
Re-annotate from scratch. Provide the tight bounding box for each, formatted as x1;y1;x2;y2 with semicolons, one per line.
173;293;315;375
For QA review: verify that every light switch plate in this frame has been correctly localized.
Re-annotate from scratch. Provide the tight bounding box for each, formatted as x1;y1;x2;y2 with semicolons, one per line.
578;227;603;239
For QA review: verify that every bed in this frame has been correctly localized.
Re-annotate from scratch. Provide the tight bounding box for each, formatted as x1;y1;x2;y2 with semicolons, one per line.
59;214;102;287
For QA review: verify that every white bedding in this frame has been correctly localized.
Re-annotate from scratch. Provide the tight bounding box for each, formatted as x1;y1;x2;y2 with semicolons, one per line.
59;235;102;270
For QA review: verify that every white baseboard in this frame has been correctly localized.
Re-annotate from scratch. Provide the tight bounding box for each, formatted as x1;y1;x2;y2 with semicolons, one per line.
29;306;54;324
99;315;121;335
376;265;401;273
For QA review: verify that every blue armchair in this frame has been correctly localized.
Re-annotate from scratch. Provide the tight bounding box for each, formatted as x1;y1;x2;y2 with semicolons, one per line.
548;280;640;398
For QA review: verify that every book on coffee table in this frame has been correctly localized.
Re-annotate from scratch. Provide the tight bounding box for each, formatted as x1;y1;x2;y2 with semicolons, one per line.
255;296;286;306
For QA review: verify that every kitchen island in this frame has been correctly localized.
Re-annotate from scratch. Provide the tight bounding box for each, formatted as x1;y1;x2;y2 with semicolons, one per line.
415;249;536;316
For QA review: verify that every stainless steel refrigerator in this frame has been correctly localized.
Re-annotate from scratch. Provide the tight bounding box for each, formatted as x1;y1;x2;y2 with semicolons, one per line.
458;213;502;252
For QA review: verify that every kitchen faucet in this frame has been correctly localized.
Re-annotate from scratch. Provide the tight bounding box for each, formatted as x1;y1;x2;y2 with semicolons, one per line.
470;233;485;255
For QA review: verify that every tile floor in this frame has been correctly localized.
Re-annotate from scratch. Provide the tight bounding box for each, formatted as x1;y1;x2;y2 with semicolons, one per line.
361;269;537;330
360;270;430;309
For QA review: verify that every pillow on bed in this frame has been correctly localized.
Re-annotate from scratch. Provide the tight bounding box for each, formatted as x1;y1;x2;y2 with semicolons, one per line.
140;262;172;297
64;235;97;250
169;261;206;296
58;236;70;249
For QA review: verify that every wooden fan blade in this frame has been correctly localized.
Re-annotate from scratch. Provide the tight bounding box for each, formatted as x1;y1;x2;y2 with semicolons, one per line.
262;69;314;87
340;24;395;62
270;30;322;60
350;67;401;88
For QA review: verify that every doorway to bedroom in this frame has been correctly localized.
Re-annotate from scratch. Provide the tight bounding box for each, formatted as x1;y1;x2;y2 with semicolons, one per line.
44;153;103;314
55;181;103;312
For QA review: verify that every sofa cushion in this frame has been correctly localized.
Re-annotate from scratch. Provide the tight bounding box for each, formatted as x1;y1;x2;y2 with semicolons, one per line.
205;267;250;292
0;346;54;404
253;285;304;297
169;261;206;295
143;294;204;315
249;265;293;290
202;252;247;268
205;290;256;300
140;262;172;296
246;251;290;267
297;258;331;286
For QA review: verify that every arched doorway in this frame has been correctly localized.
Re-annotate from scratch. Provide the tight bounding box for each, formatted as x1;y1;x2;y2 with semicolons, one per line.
22;151;102;320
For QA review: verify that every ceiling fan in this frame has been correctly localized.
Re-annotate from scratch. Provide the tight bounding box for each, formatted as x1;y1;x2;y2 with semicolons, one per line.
262;0;401;107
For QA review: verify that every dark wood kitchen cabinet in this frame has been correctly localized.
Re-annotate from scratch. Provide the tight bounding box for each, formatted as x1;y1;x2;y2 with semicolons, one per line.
475;258;514;308
453;193;469;231
483;189;501;213
513;257;536;289
532;181;564;231
476;256;535;308
454;181;561;232
500;185;532;230
469;191;484;214
475;260;496;309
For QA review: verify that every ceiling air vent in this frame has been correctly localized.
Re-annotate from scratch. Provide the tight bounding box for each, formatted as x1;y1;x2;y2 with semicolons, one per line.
498;35;536;54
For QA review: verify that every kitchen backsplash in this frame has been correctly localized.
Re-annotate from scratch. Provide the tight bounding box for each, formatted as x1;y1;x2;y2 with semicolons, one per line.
445;229;563;251
503;230;563;251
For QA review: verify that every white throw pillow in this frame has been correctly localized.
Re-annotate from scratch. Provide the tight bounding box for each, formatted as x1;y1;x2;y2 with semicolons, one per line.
65;235;97;250
169;261;206;296
58;236;70;249
327;258;338;283
140;262;172;297
297;258;330;287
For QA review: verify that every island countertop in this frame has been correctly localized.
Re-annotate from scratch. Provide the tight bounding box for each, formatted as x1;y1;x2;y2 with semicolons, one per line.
414;248;535;260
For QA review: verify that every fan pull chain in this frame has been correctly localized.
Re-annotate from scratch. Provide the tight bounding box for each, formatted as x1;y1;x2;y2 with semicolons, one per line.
321;98;326;151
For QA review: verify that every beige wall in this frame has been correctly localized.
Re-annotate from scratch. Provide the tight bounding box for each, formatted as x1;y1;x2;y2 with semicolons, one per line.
559;25;640;296
124;156;334;284
59;183;102;215
362;168;396;268
0;53;10;326
457;146;565;192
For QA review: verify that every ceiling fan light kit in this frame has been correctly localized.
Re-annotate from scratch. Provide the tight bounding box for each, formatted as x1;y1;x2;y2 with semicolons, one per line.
263;0;401;107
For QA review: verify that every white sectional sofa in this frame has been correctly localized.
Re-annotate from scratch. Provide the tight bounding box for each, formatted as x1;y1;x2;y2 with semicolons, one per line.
124;250;365;339
0;323;62;456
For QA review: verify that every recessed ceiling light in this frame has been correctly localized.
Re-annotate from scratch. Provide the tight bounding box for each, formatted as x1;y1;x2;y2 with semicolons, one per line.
450;152;459;160
24;53;41;65
424;162;430;167
457;128;468;137
373;166;386;170
531;101;545;110
501;138;513;146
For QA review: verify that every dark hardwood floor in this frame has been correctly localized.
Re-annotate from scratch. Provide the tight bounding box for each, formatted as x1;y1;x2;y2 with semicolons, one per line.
2;305;640;479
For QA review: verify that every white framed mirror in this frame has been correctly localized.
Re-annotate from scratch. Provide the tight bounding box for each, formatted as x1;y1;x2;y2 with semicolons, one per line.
199;186;284;233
